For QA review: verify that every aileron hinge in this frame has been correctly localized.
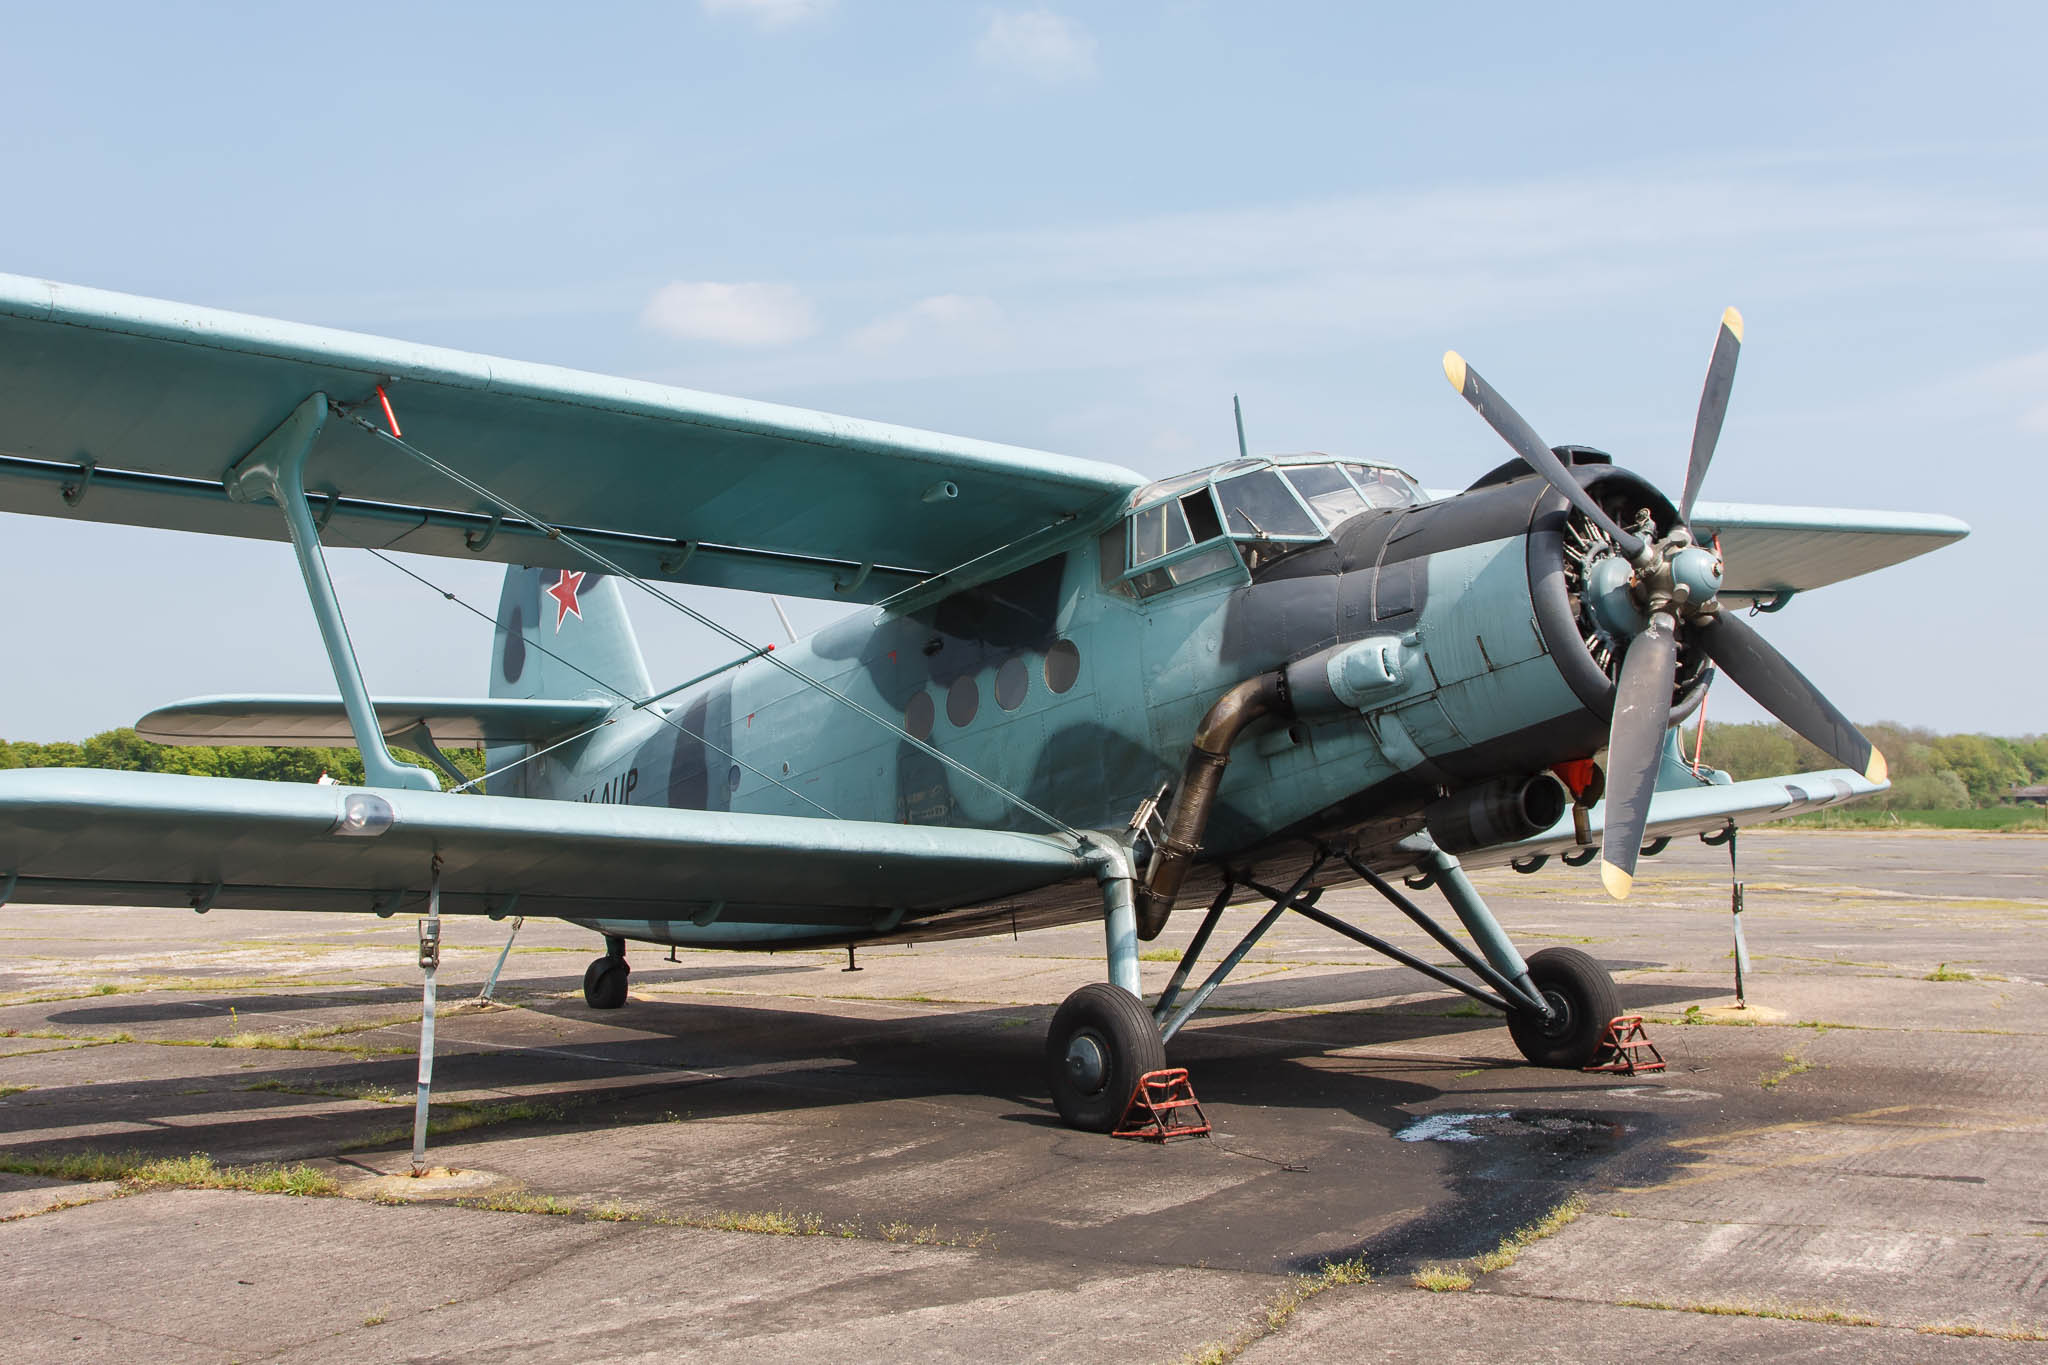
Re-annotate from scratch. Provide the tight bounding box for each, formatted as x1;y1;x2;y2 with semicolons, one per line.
465;510;502;553
834;561;875;595
60;457;95;507
659;541;697;576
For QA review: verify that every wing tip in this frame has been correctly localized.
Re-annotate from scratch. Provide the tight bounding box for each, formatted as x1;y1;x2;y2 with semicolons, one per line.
1600;861;1633;901
1721;306;1745;343
1442;351;1468;393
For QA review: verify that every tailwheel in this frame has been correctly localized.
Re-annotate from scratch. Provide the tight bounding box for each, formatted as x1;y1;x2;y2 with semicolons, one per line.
582;951;629;1010
1507;946;1619;1068
1046;983;1166;1132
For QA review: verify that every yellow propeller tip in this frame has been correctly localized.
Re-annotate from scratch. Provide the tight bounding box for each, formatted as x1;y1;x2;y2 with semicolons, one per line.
1721;306;1744;343
1600;861;1634;901
1442;351;1468;392
1866;748;1889;785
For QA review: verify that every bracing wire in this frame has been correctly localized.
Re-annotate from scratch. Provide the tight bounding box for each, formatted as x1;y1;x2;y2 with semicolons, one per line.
344;413;1081;842
362;547;840;819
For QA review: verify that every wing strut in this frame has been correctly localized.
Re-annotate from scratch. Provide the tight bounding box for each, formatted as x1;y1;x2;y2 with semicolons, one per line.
222;394;439;791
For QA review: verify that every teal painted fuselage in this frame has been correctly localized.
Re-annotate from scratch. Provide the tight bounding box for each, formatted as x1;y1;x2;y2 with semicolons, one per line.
500;453;1676;950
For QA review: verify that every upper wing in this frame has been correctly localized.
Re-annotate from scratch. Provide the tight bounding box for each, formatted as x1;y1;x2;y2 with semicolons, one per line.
0;768;1092;944
1456;765;1884;873
136;694;614;747
0;274;1143;603
1687;500;1969;603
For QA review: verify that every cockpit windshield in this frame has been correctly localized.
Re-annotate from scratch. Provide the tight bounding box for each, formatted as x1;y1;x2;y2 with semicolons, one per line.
1107;455;1425;597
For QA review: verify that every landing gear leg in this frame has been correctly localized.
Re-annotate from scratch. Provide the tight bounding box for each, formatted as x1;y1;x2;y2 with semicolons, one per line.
582;934;629;1010
1046;842;1166;1131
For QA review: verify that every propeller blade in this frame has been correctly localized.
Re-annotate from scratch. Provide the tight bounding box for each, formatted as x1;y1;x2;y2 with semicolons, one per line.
1599;609;1680;901
1443;352;1647;559
1693;612;1887;783
1679;307;1743;522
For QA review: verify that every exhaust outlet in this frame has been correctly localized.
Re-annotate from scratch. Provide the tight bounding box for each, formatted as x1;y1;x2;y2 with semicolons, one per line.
1425;774;1570;855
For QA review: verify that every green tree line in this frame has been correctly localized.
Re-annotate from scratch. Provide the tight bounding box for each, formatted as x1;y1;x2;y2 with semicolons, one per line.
0;728;486;791
4;722;2039;811
1696;721;2046;810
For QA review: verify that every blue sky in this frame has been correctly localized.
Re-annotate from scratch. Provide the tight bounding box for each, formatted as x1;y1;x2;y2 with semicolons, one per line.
1;1;2039;741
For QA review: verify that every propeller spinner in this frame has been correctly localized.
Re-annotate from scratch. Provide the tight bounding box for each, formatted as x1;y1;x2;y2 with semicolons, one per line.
1443;308;1887;900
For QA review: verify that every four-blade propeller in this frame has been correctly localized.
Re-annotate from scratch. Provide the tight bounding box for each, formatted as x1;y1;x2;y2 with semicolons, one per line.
1443;308;1886;900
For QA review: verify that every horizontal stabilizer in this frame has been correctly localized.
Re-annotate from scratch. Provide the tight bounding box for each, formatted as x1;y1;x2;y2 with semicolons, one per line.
136;695;615;748
0;768;1090;942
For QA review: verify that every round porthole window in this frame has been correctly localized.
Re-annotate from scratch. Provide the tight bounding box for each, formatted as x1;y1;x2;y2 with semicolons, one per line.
726;764;741;792
947;674;979;727
904;689;935;742
1044;639;1081;694
995;656;1028;711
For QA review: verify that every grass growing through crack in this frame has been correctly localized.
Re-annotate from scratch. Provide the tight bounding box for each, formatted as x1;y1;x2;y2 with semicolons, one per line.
1917;1322;2048;1341
340;1098;577;1152
199;1017;415;1055
1139;947;1183;963
1619;1298;1881;1327
456;1191;576;1216
467;1196;991;1247
1411;1267;1474;1292
1181;1257;1371;1363
0;1085;33;1098
0;1148;338;1195
1407;1194;1588;1293
1759;1053;1815;1089
1924;962;1976;982
243;1079;405;1104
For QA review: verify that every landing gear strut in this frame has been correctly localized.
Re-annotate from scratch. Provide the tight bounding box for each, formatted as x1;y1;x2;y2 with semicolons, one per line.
582;934;629;1010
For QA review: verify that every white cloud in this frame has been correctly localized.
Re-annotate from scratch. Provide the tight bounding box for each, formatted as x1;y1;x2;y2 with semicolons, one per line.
641;281;819;347
700;0;834;31
976;9;1096;83
850;293;1002;351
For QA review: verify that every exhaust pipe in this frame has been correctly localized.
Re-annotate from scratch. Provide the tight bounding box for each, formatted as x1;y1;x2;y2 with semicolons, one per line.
1134;671;1290;939
1424;774;1570;855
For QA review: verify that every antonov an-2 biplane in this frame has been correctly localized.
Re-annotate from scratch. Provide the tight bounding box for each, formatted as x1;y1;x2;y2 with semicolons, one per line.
0;276;1967;1131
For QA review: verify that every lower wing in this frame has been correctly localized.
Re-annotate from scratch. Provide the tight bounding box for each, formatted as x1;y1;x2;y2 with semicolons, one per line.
0;769;1092;945
1458;765;1883;872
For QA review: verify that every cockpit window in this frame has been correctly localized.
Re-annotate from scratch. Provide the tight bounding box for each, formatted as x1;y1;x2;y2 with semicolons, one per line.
1213;469;1320;540
1131;500;1193;565
1343;463;1425;510
1284;464;1368;525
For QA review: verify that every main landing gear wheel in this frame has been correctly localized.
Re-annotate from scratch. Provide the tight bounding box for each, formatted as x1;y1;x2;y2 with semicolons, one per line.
582;953;629;1010
1046;983;1167;1132
1507;946;1619;1068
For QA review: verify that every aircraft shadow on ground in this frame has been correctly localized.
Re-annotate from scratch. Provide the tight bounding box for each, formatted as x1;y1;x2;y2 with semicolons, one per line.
3;968;1733;1175
37;963;820;1027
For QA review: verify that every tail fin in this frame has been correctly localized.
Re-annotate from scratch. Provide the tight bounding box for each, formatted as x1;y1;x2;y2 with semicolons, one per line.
491;566;652;702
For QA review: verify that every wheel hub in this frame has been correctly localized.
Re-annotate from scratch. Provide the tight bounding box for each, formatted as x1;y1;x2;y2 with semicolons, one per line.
1534;987;1576;1039
1064;1031;1109;1094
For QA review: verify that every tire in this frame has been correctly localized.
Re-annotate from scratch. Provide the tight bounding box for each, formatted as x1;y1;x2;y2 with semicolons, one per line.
1506;946;1618;1068
1045;983;1167;1132
582;954;629;1010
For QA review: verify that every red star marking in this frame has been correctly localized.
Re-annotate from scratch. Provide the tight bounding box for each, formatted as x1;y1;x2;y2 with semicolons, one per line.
545;569;586;630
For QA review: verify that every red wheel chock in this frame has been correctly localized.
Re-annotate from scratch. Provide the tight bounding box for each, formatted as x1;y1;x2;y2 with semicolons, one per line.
1583;1014;1666;1075
1111;1067;1212;1142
